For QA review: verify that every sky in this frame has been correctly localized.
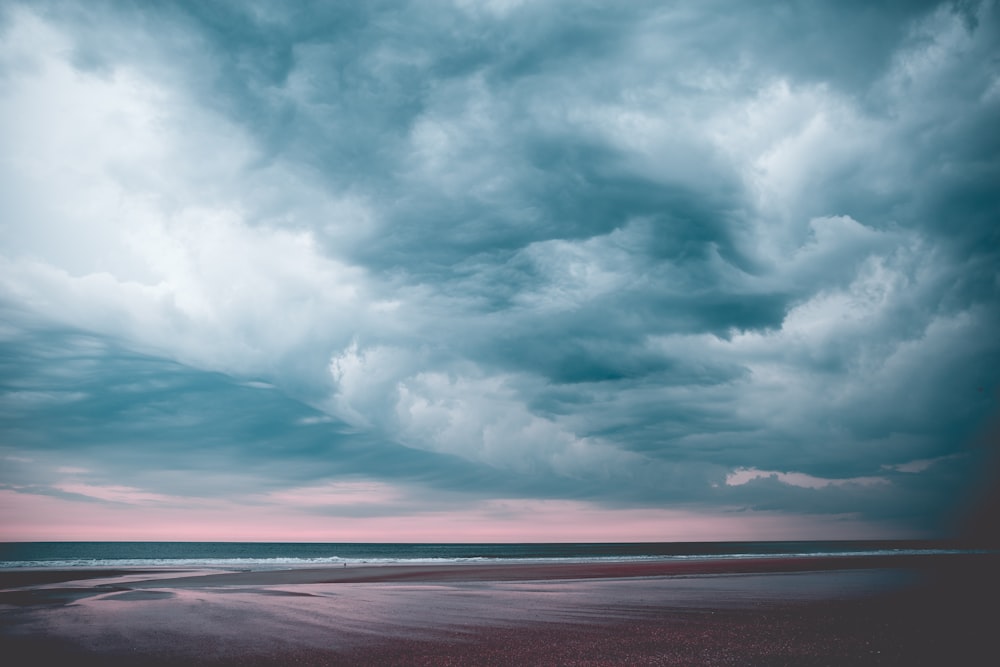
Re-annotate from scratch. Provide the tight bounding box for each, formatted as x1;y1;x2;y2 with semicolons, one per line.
1;0;998;543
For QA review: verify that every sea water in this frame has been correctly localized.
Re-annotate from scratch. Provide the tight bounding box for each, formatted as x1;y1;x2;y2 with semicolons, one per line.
0;540;979;570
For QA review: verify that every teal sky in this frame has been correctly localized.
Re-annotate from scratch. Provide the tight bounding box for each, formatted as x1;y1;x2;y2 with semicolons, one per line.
1;0;998;542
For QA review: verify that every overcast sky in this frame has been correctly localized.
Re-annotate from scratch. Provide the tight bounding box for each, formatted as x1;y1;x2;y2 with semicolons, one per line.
1;0;998;542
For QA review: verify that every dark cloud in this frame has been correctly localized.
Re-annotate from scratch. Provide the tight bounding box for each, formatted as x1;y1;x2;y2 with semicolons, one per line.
1;0;998;538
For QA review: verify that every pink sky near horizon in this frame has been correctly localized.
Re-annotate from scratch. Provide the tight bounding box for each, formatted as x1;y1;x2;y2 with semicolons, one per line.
0;488;912;543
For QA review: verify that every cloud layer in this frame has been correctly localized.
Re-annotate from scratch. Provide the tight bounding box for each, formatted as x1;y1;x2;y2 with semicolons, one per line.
1;0;998;540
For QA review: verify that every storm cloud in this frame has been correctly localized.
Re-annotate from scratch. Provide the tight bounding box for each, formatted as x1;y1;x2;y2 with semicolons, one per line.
1;0;998;540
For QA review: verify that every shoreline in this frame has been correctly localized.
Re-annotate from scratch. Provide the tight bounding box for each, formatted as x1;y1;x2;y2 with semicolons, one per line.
2;553;997;665
1;551;987;588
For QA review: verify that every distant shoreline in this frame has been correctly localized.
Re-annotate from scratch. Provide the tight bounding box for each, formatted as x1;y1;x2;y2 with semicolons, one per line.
1;538;987;572
0;551;990;589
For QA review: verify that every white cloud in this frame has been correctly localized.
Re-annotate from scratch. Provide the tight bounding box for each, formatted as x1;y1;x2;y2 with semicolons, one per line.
514;228;636;311
328;342;417;427
882;456;957;474
0;8;382;394
726;467;890;489
327;338;649;479
394;370;642;477
405;73;519;204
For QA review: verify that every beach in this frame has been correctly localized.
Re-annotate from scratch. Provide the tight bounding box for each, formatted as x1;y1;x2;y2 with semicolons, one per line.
1;554;996;665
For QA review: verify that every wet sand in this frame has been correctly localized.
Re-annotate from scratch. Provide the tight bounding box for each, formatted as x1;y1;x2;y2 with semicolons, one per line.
1;554;996;665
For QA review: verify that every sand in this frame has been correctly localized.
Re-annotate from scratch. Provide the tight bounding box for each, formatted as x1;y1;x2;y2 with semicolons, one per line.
1;553;997;665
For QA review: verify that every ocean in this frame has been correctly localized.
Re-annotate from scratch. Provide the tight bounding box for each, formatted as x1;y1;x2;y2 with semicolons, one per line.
0;540;976;570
